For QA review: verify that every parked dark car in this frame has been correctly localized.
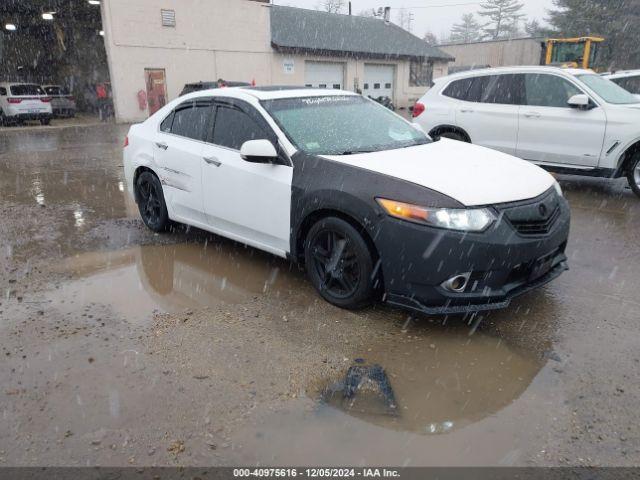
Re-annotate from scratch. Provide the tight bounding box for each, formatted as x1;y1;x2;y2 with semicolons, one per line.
179;80;251;96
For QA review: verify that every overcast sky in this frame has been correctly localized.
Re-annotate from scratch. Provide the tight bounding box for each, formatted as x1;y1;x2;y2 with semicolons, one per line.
272;0;555;41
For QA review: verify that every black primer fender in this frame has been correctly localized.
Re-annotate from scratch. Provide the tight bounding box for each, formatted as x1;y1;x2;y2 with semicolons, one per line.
289;151;463;262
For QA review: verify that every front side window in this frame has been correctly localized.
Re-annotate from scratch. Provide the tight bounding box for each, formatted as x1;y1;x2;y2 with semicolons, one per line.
212;106;268;150
524;74;582;108
410;60;433;87
169;101;210;140
262;95;429;156
577;74;640;104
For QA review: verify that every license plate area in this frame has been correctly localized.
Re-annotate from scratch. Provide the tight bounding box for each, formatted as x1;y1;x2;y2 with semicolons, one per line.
528;251;556;282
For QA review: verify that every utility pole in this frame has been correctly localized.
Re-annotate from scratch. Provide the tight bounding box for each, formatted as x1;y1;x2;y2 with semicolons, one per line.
408;12;414;32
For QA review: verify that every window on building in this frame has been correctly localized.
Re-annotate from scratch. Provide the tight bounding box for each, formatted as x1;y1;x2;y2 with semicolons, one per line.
319;84;327;88
410;60;433;87
212;107;268;150
385;83;392;89
333;84;341;89
374;83;380;89
170;102;210;140
363;83;369;90
161;9;176;27
524;74;581;108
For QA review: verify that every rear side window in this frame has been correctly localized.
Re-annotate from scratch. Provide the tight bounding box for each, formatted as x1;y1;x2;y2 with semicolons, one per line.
169;101;211;140
479;74;524;105
10;84;45;96
524;74;582;108
442;77;474;100
0;87;6;96
212;106;268;150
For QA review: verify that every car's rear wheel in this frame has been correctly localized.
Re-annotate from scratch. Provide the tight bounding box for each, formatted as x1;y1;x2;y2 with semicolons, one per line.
136;171;170;232
627;153;640;198
304;217;375;310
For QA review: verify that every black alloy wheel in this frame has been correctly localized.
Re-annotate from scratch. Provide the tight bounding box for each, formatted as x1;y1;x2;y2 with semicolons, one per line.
136;171;170;232
304;217;375;309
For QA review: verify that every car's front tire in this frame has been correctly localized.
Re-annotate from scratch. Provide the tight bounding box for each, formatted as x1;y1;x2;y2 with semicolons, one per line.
136;171;170;232
627;153;640;199
304;217;375;310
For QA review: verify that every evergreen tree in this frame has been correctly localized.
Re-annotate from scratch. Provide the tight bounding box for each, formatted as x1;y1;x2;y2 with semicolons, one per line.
478;0;525;39
450;13;482;43
547;0;640;70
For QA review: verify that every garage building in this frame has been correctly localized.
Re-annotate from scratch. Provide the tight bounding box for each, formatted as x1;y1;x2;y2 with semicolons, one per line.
101;0;453;122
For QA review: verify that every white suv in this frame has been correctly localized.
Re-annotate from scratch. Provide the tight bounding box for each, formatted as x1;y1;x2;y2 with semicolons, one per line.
413;66;640;197
0;82;53;126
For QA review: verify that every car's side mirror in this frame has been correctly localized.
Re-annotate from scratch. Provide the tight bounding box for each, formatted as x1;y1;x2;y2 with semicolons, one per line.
240;139;278;164
567;94;591;109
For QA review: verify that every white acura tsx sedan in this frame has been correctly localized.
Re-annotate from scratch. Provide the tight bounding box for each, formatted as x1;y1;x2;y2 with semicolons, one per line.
124;87;570;315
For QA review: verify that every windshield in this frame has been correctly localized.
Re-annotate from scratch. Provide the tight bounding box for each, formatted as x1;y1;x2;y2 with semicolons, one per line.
262;95;429;155
576;74;640;104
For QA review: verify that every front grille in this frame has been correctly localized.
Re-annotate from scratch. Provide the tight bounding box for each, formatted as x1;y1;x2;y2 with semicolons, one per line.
500;189;562;237
510;205;561;236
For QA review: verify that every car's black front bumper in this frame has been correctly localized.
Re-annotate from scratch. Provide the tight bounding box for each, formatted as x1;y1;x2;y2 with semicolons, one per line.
375;188;570;315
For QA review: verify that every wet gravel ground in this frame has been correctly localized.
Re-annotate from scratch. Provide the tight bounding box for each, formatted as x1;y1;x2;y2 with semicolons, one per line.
1;124;639;467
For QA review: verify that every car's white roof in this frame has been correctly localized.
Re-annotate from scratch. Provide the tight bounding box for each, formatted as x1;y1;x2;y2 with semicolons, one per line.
435;65;594;83
180;86;359;102
604;70;640;80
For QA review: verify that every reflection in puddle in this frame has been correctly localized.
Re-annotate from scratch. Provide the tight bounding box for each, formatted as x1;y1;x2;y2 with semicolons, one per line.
317;333;542;434
51;242;304;323
233;333;547;466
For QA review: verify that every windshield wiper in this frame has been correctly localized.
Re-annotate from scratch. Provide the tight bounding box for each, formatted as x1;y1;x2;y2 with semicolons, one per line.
340;149;375;155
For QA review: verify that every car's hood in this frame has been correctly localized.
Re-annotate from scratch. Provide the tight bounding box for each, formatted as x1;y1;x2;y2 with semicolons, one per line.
322;139;556;207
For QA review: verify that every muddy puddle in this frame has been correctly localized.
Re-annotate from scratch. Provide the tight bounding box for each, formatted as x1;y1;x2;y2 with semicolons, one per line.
47;242;307;323
231;330;551;466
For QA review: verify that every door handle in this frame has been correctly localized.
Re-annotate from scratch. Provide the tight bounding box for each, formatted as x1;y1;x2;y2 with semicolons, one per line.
524;112;541;118
155;142;168;150
203;156;221;167
460;108;474;113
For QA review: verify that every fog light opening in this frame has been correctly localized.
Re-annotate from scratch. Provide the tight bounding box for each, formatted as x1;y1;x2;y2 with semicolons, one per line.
442;273;471;293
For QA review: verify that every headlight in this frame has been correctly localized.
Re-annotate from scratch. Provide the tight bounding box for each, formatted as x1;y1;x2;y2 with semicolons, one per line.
553;181;563;197
376;198;496;232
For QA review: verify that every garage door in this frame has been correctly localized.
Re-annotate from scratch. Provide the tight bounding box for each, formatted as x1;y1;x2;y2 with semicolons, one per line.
305;61;345;90
364;64;394;99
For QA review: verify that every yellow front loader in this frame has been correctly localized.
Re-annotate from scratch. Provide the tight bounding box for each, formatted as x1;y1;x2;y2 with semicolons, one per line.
544;36;605;70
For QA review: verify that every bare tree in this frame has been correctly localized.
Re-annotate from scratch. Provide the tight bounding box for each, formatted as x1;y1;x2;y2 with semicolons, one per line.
395;8;413;32
423;31;438;45
316;0;345;14
478;0;525;39
524;19;543;37
450;13;482;43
